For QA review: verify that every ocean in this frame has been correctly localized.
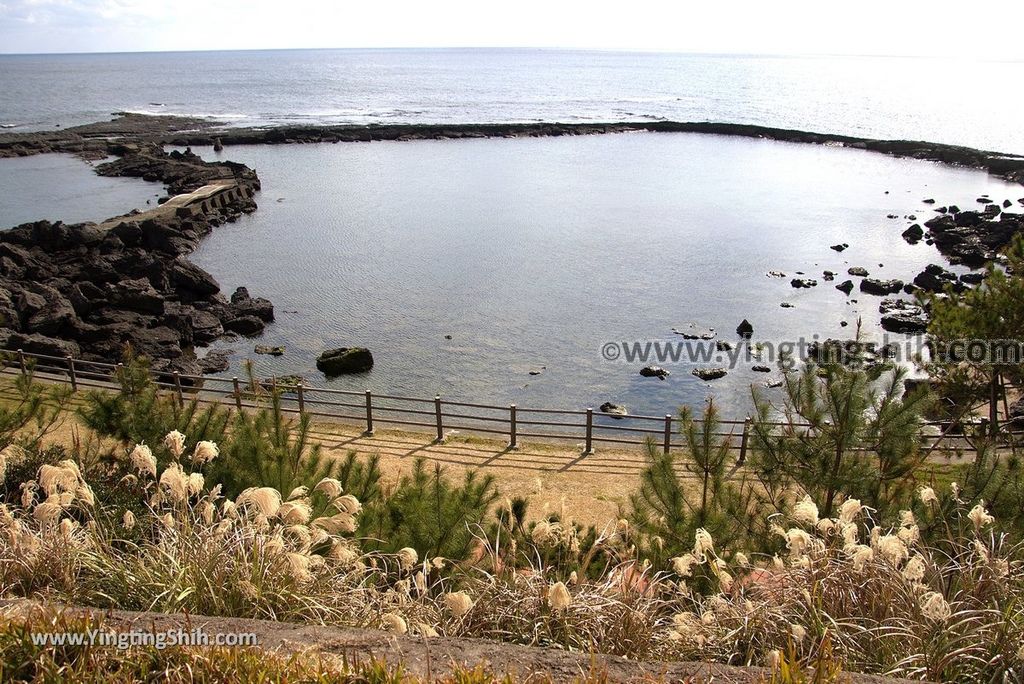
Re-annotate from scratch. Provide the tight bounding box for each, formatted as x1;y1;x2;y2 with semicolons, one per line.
1;49;1023;153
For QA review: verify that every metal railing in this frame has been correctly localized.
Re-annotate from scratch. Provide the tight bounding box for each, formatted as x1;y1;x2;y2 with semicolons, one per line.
1;348;1014;460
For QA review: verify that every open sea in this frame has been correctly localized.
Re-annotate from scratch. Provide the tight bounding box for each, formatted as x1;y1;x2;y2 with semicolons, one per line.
2;49;1023;417
1;49;1023;153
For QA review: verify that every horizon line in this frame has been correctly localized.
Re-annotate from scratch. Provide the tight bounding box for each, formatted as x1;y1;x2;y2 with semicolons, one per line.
0;46;1016;62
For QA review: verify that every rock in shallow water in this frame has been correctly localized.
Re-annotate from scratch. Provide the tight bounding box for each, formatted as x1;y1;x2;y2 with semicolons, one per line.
254;344;285;356
902;224;924;243
860;278;904;296
198;350;231;374
692;367;728;381
599;402;627;418
639;365;669;379
672;323;716;340
316;347;374;375
835;280;854;295
879;300;929;334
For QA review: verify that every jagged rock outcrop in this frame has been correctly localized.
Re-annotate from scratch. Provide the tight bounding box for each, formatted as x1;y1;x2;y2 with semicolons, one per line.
0;147;267;374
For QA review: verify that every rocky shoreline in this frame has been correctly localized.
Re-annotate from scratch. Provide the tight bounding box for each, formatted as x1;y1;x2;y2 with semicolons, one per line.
0;143;272;377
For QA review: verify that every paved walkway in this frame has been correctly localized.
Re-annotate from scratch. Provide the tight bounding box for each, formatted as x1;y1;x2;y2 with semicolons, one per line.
98;180;238;229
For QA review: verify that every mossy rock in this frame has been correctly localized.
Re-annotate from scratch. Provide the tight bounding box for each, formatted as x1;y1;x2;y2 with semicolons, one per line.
316;347;373;376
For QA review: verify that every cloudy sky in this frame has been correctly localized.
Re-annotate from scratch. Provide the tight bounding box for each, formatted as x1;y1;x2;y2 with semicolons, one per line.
1;0;1022;58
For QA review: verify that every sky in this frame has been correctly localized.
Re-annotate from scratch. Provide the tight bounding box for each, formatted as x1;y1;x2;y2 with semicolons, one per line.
1;0;1022;58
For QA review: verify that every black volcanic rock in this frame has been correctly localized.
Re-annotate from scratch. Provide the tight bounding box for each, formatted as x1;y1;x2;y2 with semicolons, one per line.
639;365;670;379
317;347;374;375
860;278;904;296
880;300;929;334
902;224;924;243
913;264;960;293
170;257;220;297
224;315;265;336
0;145;268;375
692;367;728;381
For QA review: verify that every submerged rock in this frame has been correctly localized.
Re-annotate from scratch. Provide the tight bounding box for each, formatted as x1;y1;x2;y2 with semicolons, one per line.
830;243;849;252
316;347;374;375
254;344;285;356
672;324;716;340
790;278;817;288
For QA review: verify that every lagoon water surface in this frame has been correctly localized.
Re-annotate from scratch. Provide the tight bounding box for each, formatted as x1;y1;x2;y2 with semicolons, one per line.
178;132;1024;417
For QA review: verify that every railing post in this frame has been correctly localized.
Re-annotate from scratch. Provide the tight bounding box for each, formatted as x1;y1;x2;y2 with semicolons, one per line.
738;417;752;465
584;408;593;454
990;371;1000;439
509;404;517;449
364;390;374;435
18;349;26;375
66;356;77;392
663;414;672;454
173;372;183;405
297;384;306;415
233;377;242;410
434;395;443;442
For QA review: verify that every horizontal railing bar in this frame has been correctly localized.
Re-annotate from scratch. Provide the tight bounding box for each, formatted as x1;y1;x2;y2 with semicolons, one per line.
371;416;440;429
304;410;364;422
592;424;671;435
369;406;438;418
438;411;509;424
440;399;508;411
592;435;652;446
302;398;364;411
515;418;584;428
516;431;581;440
593;413;671;423
442;423;509;436
367;393;436;403
515;407;588;416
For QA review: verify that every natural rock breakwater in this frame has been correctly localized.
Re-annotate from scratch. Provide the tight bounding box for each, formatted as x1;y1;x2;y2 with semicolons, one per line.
2;114;1024;185
0;143;272;376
